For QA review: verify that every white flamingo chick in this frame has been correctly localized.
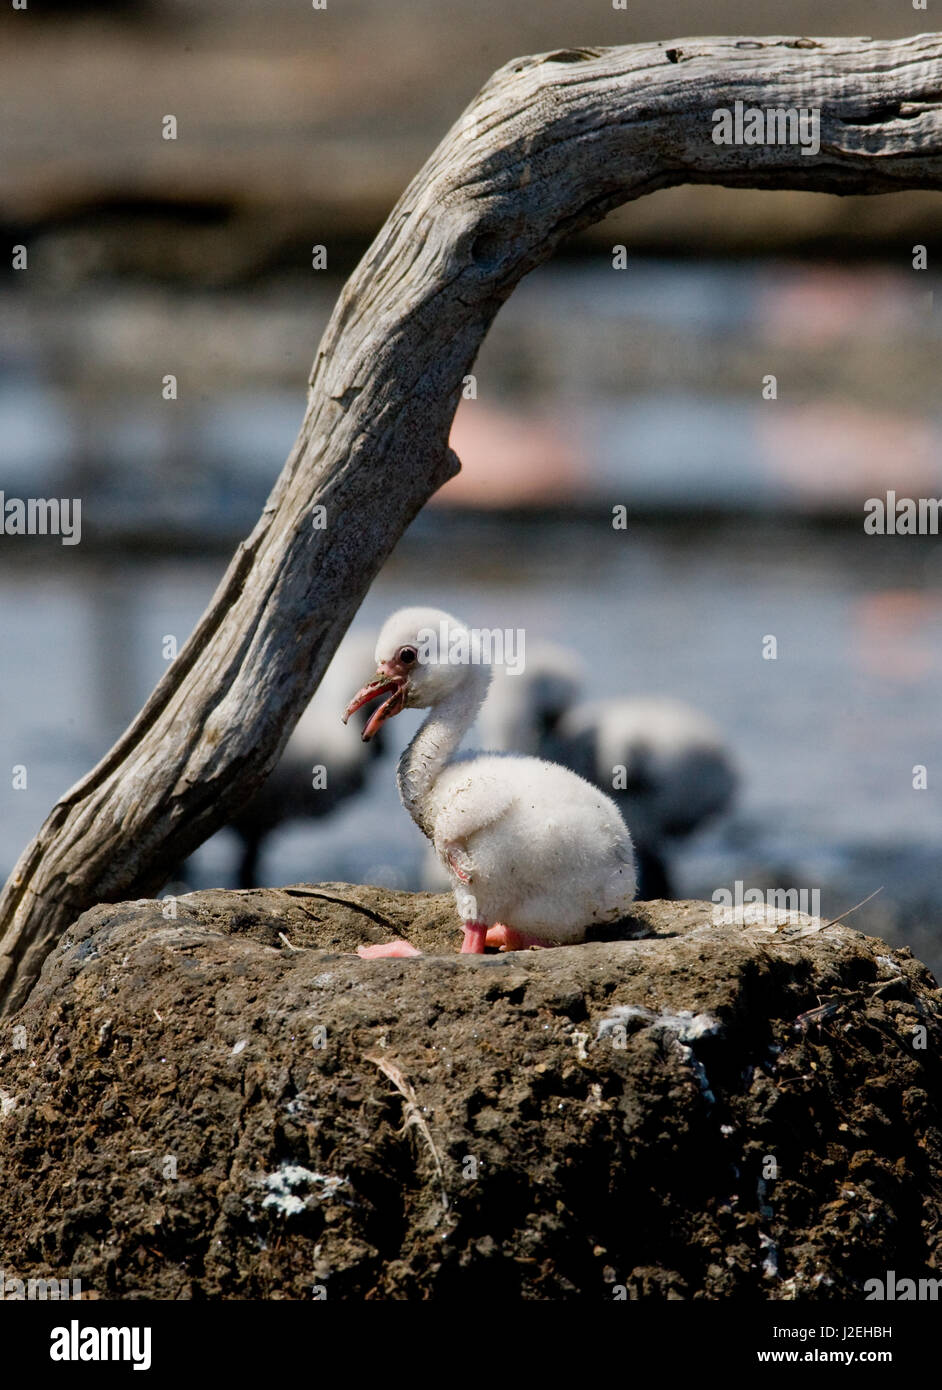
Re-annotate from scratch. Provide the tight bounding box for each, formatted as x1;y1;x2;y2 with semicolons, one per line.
343;607;636;956
420;639;586;892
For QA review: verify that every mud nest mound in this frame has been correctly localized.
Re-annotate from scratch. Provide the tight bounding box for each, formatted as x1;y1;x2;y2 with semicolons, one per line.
0;884;940;1300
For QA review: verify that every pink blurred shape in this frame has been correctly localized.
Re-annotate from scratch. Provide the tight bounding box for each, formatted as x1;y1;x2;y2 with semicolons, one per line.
438;399;583;506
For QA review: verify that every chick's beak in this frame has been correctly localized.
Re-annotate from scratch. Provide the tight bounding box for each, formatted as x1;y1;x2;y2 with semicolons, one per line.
343;666;407;742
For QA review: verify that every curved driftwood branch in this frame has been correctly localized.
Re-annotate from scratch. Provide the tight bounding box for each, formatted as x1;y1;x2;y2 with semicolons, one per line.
2;32;942;1016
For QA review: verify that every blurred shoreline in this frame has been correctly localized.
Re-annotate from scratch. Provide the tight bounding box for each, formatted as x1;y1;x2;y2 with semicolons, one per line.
4;257;940;548
3;2;942;278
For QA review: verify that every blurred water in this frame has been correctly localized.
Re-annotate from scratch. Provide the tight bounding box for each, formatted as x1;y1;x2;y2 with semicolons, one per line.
2;258;939;537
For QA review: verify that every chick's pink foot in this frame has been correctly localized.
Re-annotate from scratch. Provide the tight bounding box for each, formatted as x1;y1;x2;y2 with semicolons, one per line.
357;926;551;958
357;939;422;958
484;923;551;951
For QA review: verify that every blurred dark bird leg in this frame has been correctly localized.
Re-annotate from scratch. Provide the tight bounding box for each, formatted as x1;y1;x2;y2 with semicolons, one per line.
237;832;263;890
636;844;672;901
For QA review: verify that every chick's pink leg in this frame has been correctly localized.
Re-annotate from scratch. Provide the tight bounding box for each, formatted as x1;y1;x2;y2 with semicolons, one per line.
460;921;488;954
357;940;422;958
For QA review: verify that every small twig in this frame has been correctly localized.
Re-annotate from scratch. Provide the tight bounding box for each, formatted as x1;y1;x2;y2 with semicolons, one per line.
283;887;398;932
278;931;306;952
793;998;842;1032
366;1051;449;1214
821;887;884;930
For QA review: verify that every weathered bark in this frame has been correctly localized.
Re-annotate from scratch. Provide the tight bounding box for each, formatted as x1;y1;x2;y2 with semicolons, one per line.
2;33;941;1017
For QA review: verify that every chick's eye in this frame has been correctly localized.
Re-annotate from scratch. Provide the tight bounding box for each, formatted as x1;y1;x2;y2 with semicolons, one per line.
399;646;417;666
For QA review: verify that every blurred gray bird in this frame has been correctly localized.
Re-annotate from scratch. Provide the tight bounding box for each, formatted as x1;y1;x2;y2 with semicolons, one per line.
552;696;737;900
471;644;736;900
230;635;384;888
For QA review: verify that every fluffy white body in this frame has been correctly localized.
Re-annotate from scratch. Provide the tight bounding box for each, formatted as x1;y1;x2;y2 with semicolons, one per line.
426;752;636;941
344;607;637;953
420;642;587;893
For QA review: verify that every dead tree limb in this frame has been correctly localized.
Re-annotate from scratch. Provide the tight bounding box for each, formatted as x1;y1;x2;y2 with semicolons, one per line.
2;33;941;1017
